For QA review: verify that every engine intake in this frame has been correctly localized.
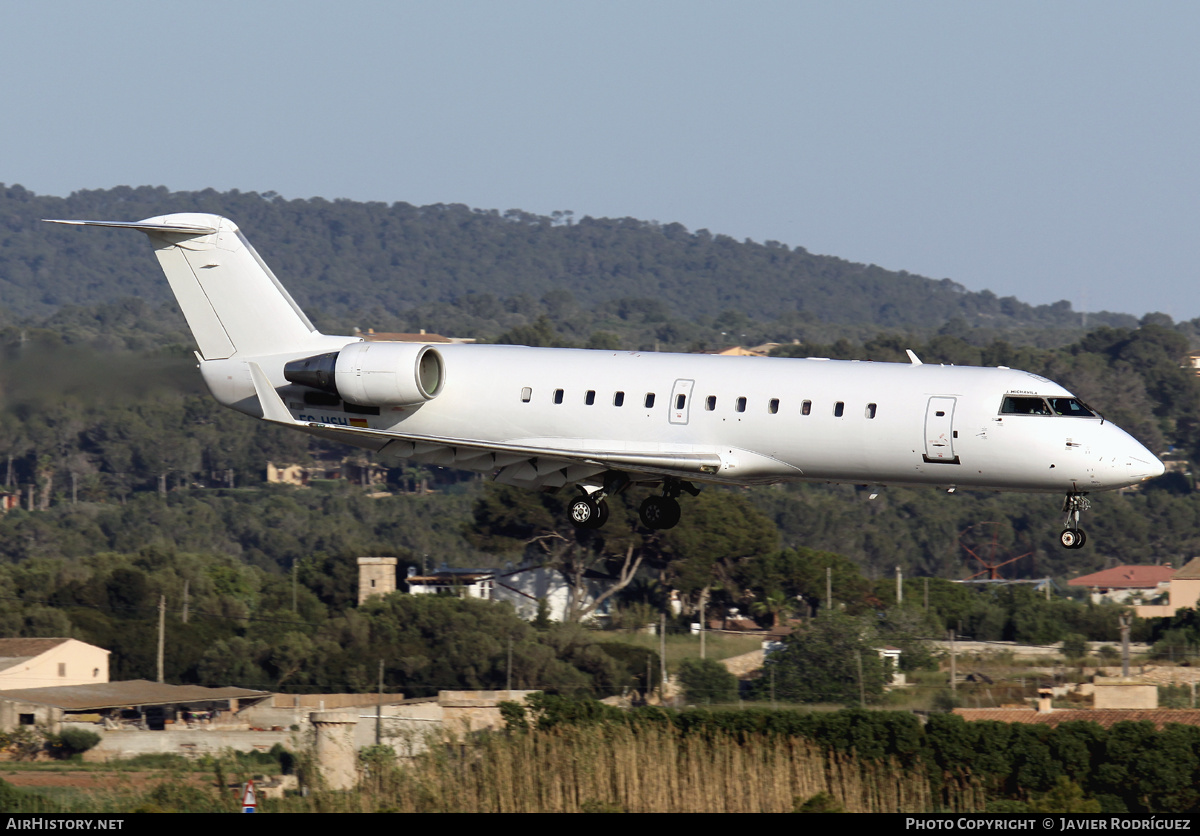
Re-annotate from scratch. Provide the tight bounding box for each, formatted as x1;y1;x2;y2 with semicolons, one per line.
284;342;445;407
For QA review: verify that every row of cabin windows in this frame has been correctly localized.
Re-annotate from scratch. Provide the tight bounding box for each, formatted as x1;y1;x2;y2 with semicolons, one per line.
520;387;878;418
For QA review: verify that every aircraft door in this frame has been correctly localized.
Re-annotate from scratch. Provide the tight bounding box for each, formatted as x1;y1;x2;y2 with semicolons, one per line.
923;396;960;464
669;379;695;425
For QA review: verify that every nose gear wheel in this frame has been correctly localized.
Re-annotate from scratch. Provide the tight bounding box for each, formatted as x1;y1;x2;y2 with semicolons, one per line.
1060;492;1090;550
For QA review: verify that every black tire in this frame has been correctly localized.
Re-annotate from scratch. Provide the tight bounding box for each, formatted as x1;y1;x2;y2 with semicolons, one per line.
1060;528;1082;549
591;500;610;529
640;496;681;530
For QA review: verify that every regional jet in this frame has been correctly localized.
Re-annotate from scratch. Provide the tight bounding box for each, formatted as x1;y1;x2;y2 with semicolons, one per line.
46;214;1165;547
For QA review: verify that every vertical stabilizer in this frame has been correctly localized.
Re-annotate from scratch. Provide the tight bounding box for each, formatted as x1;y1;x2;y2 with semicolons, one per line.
46;214;324;360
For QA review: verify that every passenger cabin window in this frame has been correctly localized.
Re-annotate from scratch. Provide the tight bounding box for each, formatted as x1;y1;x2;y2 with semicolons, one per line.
1001;396;1051;415
585;390;596;405
802;400;812;415
645;393;656;408
866;403;877;419
768;398;779;414
614;391;625;407
554;389;564;405
675;394;687;410
520;387;532;403
834;401;844;417
705;396;717;411
736;397;747;413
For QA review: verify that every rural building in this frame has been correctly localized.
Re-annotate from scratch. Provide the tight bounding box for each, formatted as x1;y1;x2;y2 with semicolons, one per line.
1068;564;1175;606
1133;557;1200;618
0;638;109;691
405;563;618;622
0;680;271;735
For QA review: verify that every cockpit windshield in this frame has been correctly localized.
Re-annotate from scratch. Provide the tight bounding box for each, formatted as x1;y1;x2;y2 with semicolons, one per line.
1001;396;1097;417
1047;397;1097;417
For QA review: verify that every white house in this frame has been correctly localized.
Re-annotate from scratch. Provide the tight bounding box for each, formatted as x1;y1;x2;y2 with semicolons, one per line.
405;563;618;622
0;638;110;691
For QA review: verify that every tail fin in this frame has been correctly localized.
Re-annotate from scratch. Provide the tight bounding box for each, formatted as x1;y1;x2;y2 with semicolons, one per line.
46;213;324;360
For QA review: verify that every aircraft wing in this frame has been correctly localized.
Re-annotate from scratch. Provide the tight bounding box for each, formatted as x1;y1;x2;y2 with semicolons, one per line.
248;363;725;488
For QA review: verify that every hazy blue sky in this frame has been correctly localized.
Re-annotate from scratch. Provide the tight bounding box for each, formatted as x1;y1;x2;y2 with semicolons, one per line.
4;1;1198;319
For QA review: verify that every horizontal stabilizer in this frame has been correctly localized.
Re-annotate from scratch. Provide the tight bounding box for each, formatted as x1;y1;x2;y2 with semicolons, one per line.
44;219;219;235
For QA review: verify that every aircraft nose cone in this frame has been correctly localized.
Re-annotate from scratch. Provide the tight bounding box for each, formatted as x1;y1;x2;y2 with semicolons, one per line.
1123;446;1164;482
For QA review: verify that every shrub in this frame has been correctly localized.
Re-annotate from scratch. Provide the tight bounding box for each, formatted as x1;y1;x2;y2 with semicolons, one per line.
677;658;737;705
54;727;101;757
1061;634;1088;660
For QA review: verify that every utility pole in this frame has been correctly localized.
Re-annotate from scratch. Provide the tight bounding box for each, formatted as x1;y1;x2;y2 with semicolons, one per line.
1120;613;1132;678
660;612;667;703
826;567;832;614
699;597;706;660
856;651;865;708
896;566;903;605
376;659;384;746
949;630;957;693
157;595;166;683
181;580;189;624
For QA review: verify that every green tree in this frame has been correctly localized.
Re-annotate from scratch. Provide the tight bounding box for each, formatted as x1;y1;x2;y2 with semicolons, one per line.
758;612;887;705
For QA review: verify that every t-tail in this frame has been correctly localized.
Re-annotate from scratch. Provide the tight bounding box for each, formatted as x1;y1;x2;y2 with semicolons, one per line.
45;213;335;360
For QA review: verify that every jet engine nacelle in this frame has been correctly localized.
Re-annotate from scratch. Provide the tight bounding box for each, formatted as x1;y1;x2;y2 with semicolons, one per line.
285;342;445;407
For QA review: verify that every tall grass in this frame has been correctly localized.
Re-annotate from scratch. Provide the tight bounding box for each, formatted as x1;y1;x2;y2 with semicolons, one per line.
303;725;981;813
33;725;983;812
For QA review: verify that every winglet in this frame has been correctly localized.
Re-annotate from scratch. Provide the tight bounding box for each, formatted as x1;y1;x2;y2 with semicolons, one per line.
906;349;923;366
247;362;297;424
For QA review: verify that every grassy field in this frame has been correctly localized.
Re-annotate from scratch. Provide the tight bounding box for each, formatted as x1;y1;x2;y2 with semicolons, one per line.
607;629;764;667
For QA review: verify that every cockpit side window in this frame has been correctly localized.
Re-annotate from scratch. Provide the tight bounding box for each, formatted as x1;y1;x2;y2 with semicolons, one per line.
1000;396;1051;415
1047;397;1097;417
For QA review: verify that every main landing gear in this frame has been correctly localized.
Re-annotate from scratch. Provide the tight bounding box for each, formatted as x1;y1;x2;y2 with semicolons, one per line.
638;478;700;531
1059;492;1090;549
567;475;700;531
568;471;629;530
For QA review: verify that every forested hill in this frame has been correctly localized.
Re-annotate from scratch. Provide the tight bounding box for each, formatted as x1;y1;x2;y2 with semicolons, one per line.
0;183;1138;331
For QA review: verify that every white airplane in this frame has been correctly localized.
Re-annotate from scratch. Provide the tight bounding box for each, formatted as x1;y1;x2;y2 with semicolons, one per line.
46;214;1164;547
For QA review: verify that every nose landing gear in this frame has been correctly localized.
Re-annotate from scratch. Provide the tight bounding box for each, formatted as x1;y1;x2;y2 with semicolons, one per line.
1060;492;1090;549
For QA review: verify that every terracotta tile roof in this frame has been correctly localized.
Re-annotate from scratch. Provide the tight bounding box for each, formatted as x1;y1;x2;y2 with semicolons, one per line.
954;708;1200;730
1067;565;1175;589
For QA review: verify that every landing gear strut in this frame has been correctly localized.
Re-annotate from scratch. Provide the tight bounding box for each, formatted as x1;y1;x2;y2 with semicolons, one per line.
638;478;700;530
1060;492;1090;549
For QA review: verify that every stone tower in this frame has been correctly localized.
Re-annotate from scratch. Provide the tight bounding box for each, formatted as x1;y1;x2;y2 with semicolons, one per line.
357;557;398;605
